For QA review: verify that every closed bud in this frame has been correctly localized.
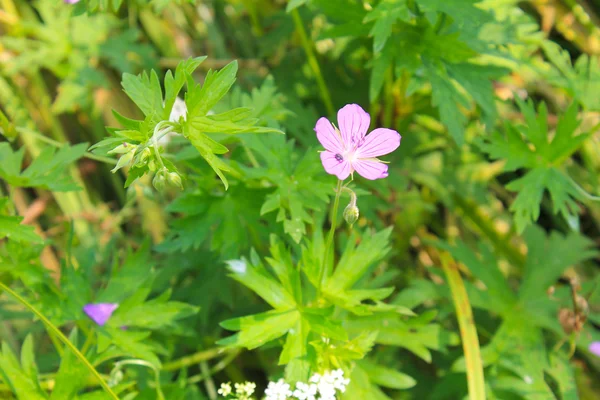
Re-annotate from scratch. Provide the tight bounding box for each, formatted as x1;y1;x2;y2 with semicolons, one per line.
135;147;152;167
110;148;135;173
108;143;135;155
343;204;359;226
167;171;183;190
152;169;167;192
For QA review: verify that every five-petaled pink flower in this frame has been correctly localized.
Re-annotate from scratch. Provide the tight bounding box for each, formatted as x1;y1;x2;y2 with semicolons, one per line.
315;104;401;180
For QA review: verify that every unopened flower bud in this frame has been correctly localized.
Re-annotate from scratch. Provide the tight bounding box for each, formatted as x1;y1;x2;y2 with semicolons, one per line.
343;204;359;226
135;147;152;167
153;169;167;192
167;171;183;190
108;143;135;155
110;148;135;173
341;187;359;227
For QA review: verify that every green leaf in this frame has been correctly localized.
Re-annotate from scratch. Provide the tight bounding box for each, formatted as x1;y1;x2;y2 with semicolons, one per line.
0;342;47;400
519;226;597;303
364;0;410;52
109;300;199;330
0;214;43;244
121;69;163;118
0;143;87;192
218;310;300;349
225;259;297;310
286;0;308;12
185;60;238;118
51;330;88;400
358;359;416;389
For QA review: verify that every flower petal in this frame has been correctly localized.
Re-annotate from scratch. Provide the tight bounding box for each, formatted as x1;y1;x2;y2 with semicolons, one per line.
337;104;370;145
320;151;352;180
352;159;389;180
315;117;343;153
83;303;118;326
590;341;600;357
356;128;401;158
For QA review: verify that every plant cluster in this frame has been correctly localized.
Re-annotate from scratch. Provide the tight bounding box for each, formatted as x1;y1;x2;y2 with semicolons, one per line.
0;0;599;400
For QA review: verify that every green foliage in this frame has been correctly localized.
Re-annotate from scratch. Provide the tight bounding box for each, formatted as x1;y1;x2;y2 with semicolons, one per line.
478;99;590;232
1;0;600;399
0;142;86;191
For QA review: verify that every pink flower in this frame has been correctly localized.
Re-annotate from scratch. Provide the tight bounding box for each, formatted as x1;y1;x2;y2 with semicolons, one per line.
315;104;401;180
64;0;81;3
590;341;600;357
83;303;118;326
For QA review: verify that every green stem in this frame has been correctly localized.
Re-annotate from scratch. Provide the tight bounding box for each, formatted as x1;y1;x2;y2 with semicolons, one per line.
0;282;119;400
566;173;600;202
17;127;117;165
162;347;226;371
318;179;343;296
291;9;335;116
201;361;217;400
440;253;486;400
187;350;241;384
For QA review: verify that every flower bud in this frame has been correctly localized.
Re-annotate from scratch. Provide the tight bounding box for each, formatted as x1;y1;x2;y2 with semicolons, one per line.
343;203;359;226
134;147;152;167
167;171;183;190
110;148;135;173
153;169;167;192
108;143;135;155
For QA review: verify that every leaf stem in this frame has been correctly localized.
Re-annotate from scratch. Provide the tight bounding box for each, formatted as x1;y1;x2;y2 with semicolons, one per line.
0;282;119;399
291;9;335;116
566;173;600;202
318;179;343;296
440;253;486;400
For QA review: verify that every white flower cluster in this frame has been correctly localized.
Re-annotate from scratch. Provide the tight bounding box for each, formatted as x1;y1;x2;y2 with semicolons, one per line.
218;369;350;400
265;369;350;400
218;381;256;400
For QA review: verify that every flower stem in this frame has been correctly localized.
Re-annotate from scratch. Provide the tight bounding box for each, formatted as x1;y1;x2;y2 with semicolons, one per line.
318;179;343;296
0;282;119;400
440;253;486;400
291;9;335;116
162;347;227;371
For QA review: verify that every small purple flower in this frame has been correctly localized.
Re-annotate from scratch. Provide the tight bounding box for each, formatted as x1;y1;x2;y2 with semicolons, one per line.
83;303;118;326
315;104;401;180
589;341;600;357
64;0;81;4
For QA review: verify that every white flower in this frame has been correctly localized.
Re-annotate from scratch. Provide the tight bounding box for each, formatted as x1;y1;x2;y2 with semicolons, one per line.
169;97;188;122
292;382;318;400
265;379;293;400
235;381;256;399
218;382;232;397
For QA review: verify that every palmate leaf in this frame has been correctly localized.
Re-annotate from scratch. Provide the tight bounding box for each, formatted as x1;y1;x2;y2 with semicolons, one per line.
158;184;268;259
0;142;86;192
479;100;590;231
0;198;43;244
363;0;410;52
